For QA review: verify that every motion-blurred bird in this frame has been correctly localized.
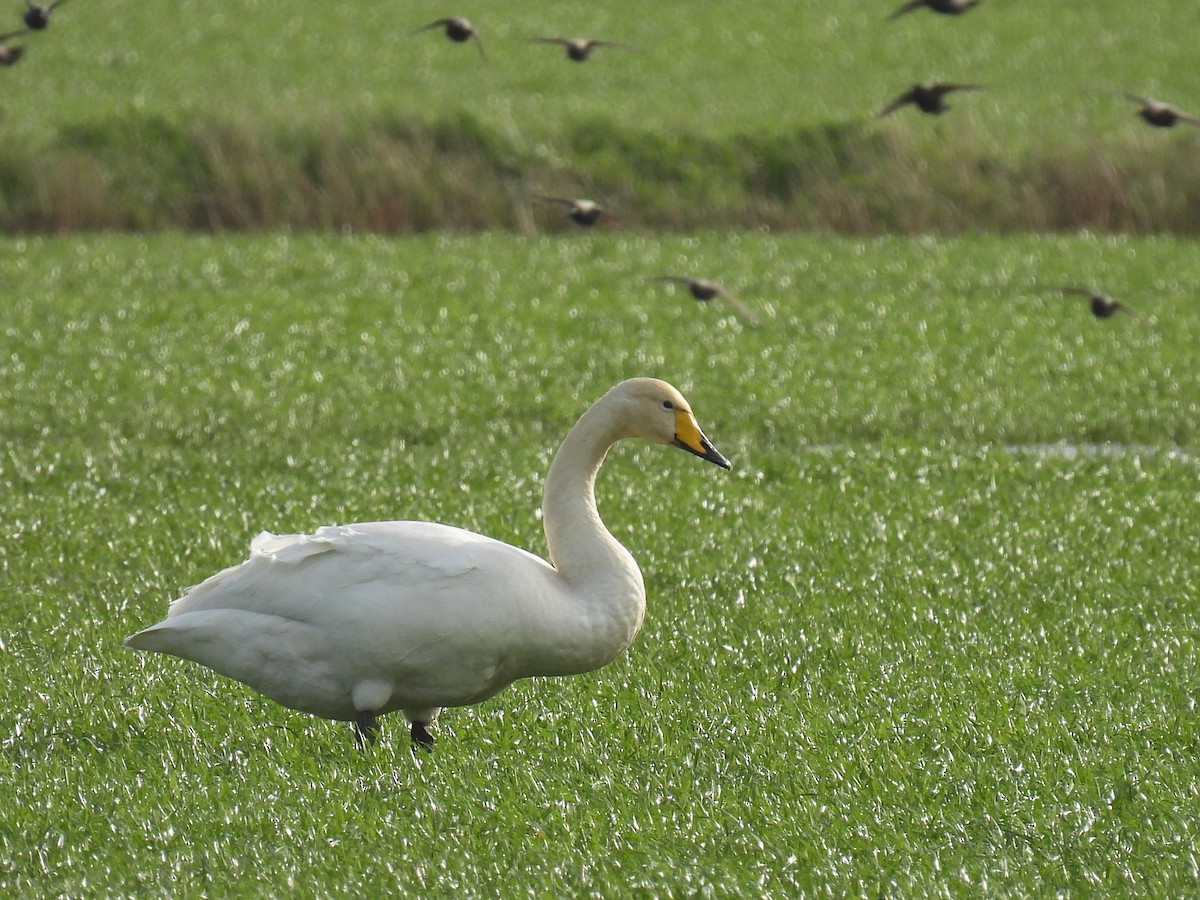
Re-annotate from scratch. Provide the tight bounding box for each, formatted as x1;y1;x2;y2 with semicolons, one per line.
533;195;612;227
652;276;761;326
531;37;637;62
0;28;29;65
23;0;66;30
889;0;981;19
412;17;487;62
1106;90;1200;129
1042;286;1137;319
877;82;982;117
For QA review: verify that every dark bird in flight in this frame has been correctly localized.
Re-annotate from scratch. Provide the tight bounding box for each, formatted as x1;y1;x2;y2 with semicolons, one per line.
533;196;613;227
1042;286;1137;319
888;0;981;20
652;276;761;326
0;28;29;66
530;37;637;62
23;0;66;30
877;82;982;117
1105;91;1200;129
412;17;487;62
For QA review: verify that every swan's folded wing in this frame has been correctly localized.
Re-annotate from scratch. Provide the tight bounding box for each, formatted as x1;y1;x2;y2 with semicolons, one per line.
164;521;553;621
131;521;560;712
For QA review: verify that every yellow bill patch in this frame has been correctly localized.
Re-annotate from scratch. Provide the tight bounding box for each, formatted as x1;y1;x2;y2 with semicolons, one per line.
673;409;706;454
671;407;731;469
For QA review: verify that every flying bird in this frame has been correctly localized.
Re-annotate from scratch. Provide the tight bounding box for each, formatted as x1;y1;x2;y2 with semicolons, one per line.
533;195;613;227
23;0;66;30
530;37;637;62
125;379;730;750
1041;286;1137;319
1105;90;1200;129
412;17;487;62
888;0;981;19
652;276;762;326
877;82;982;117
0;28;29;66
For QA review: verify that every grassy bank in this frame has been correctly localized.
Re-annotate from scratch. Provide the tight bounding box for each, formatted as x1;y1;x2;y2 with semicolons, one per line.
3;0;1200;233
5;111;1200;234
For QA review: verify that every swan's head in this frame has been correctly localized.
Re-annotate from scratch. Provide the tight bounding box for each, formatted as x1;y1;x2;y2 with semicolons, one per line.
612;378;731;469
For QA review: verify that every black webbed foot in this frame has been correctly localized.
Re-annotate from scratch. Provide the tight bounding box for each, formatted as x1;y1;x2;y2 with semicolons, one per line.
410;720;435;752
354;711;379;747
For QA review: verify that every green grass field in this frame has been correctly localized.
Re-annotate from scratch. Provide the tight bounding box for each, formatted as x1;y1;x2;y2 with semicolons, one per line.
2;233;1198;894
4;0;1200;231
5;0;1197;142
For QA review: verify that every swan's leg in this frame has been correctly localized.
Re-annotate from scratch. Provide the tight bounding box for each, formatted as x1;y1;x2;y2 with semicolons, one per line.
410;720;435;751
354;711;379;747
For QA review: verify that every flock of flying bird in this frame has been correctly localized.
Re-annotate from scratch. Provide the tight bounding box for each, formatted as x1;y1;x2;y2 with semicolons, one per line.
3;2;1189;323
409;15;769;324
410;1;1195;326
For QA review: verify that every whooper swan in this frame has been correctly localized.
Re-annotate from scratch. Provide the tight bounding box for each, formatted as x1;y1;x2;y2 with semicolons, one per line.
125;378;731;749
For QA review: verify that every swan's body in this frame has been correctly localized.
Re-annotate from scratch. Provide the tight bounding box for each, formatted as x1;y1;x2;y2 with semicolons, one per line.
126;378;730;748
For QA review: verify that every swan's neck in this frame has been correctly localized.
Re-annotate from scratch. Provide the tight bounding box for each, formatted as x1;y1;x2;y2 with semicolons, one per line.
537;396;646;672
542;399;626;576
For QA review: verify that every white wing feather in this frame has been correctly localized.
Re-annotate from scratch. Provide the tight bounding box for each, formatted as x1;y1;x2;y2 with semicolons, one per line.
129;522;562;718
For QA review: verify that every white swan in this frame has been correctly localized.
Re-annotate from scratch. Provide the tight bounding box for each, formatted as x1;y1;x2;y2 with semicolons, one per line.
125;378;730;748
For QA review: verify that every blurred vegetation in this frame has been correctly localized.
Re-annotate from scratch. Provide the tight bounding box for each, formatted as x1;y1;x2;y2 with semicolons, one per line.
1;0;1199;233
4;111;1200;233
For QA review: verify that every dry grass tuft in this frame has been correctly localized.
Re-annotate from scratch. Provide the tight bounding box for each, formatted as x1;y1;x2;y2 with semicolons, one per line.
3;113;1200;234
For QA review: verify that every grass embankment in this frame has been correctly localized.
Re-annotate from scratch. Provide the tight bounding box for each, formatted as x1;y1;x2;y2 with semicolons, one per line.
2;0;1200;233
1;233;1198;893
6;112;1200;234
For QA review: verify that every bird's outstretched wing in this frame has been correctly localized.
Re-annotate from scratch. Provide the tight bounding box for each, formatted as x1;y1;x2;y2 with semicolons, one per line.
1103;88;1153;106
411;18;453;35
715;292;761;327
877;89;917;117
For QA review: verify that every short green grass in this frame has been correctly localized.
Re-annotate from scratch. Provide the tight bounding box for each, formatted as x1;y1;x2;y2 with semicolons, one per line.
2;233;1198;894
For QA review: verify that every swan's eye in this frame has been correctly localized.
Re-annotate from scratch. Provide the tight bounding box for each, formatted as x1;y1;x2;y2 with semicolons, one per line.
662;400;675;411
